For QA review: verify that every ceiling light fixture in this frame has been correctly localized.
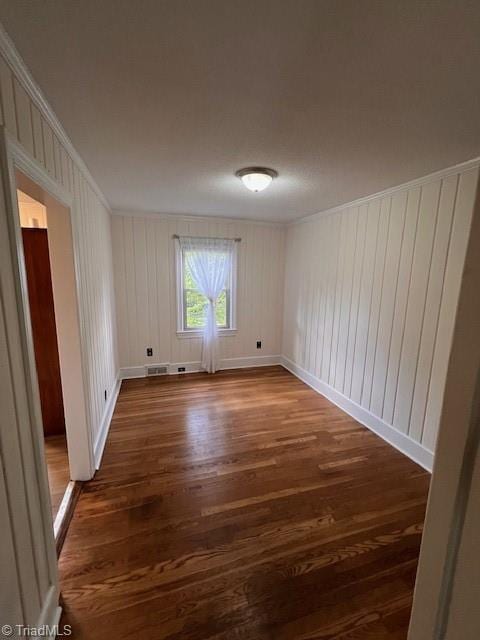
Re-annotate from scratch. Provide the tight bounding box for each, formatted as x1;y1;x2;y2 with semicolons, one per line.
236;167;278;192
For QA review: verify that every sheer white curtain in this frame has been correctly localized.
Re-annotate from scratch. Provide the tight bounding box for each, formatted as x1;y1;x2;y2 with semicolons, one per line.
179;236;235;373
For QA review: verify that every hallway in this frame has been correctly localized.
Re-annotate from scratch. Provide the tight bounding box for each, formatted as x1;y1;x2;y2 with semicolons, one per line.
58;367;429;639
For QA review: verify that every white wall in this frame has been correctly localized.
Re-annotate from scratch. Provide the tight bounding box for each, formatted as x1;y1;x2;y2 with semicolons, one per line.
17;189;47;227
46;196;90;481
282;164;479;469
0;51;118;456
111;213;285;374
408;171;480;640
443;444;480;639
0;35;118;632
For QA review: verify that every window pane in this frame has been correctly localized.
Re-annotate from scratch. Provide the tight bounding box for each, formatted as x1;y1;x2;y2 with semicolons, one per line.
216;290;228;327
185;289;207;328
182;250;231;330
184;288;229;329
183;257;197;289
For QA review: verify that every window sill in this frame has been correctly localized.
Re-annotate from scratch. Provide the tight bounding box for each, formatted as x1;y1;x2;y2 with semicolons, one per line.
176;329;237;339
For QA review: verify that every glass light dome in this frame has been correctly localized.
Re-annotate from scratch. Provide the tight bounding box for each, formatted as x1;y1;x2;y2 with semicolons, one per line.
236;167;278;192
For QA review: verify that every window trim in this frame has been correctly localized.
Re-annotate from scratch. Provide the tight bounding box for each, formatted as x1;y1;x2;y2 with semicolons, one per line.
175;238;238;338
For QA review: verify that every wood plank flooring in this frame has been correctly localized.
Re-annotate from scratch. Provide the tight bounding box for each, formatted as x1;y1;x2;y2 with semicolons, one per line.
44;434;70;520
59;366;430;639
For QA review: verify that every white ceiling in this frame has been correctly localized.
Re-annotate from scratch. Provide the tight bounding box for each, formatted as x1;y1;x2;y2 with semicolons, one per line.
1;0;480;222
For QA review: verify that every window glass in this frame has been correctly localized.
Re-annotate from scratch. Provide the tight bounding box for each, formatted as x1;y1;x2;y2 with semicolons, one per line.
183;253;229;329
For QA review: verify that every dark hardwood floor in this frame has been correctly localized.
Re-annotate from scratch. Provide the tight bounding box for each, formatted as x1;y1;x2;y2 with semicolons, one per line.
59;366;430;639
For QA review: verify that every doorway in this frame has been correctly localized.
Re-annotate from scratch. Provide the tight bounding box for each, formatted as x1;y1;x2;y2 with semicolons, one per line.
14;169;89;546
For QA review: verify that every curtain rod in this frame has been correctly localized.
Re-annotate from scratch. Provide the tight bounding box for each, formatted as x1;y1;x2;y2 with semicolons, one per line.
172;234;241;242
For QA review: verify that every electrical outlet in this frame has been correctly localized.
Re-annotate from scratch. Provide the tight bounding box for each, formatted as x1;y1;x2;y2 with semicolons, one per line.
256;341;262;349
178;366;186;372
146;347;153;357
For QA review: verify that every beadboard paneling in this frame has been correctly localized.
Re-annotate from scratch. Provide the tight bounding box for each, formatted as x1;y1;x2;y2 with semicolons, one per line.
111;214;285;369
0;42;118;633
282;166;479;459
0;50;118;452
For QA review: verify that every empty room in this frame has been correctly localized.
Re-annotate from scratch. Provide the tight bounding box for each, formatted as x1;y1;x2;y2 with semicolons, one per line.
1;2;479;639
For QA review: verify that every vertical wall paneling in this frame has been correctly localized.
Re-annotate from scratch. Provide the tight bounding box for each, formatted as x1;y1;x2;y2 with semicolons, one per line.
41;119;55;177
408;175;457;442
421;168;479;451
282;165;479;465
334;208;358;392
361;197;390;408
350;201;380;404
321;213;339;381
0;55;17;136
111;213;285;371
370;191;407;417
30;104;44;165
0;457;23;626
393;181;441;433
0;36;118;632
12;78;33;155
344;204;367;397
382;188;421;424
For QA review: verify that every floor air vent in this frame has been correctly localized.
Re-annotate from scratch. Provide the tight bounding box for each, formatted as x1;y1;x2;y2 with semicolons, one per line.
146;365;168;376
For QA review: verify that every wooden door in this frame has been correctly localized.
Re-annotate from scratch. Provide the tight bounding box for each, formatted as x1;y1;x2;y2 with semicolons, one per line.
22;228;66;436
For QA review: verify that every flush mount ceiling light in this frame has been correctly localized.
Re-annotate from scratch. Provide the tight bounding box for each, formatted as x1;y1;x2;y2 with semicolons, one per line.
236;167;278;192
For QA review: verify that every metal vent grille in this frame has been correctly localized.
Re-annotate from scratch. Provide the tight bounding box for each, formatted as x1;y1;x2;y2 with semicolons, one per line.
146;366;168;376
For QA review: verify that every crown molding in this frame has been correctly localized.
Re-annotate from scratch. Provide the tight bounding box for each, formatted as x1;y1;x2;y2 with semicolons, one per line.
290;156;480;226
0;21;110;211
111;209;287;228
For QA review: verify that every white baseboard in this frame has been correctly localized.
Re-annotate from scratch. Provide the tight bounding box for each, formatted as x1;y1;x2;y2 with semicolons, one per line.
219;355;281;370
94;375;121;469
53;480;75;539
120;365;160;379
35;584;61;637
119;355;282;380
280;356;433;472
119;354;432;471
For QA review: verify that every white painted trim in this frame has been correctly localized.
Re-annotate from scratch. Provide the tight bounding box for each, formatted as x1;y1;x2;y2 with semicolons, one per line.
218;355;281;369
120;355;433;470
0;22;110;210
291;157;480;226
111;208;286;227
35;584;61;637
175;236;238;333
176;329;237;339
0;126;60;619
120;365;154;380
175;237;183;333
7;135;73;208
281;356;433;471
52;481;75;539
6;129;95;480
169;361;203;375
93;375;121;469
230;242;238;331
120;355;282;379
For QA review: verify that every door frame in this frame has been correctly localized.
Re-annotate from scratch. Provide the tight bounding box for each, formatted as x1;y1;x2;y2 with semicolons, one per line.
0;124;95;595
0;127;59;627
3;129;95;481
0;122;97;627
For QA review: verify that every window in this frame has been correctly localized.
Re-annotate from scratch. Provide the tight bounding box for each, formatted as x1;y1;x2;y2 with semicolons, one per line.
176;238;237;335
